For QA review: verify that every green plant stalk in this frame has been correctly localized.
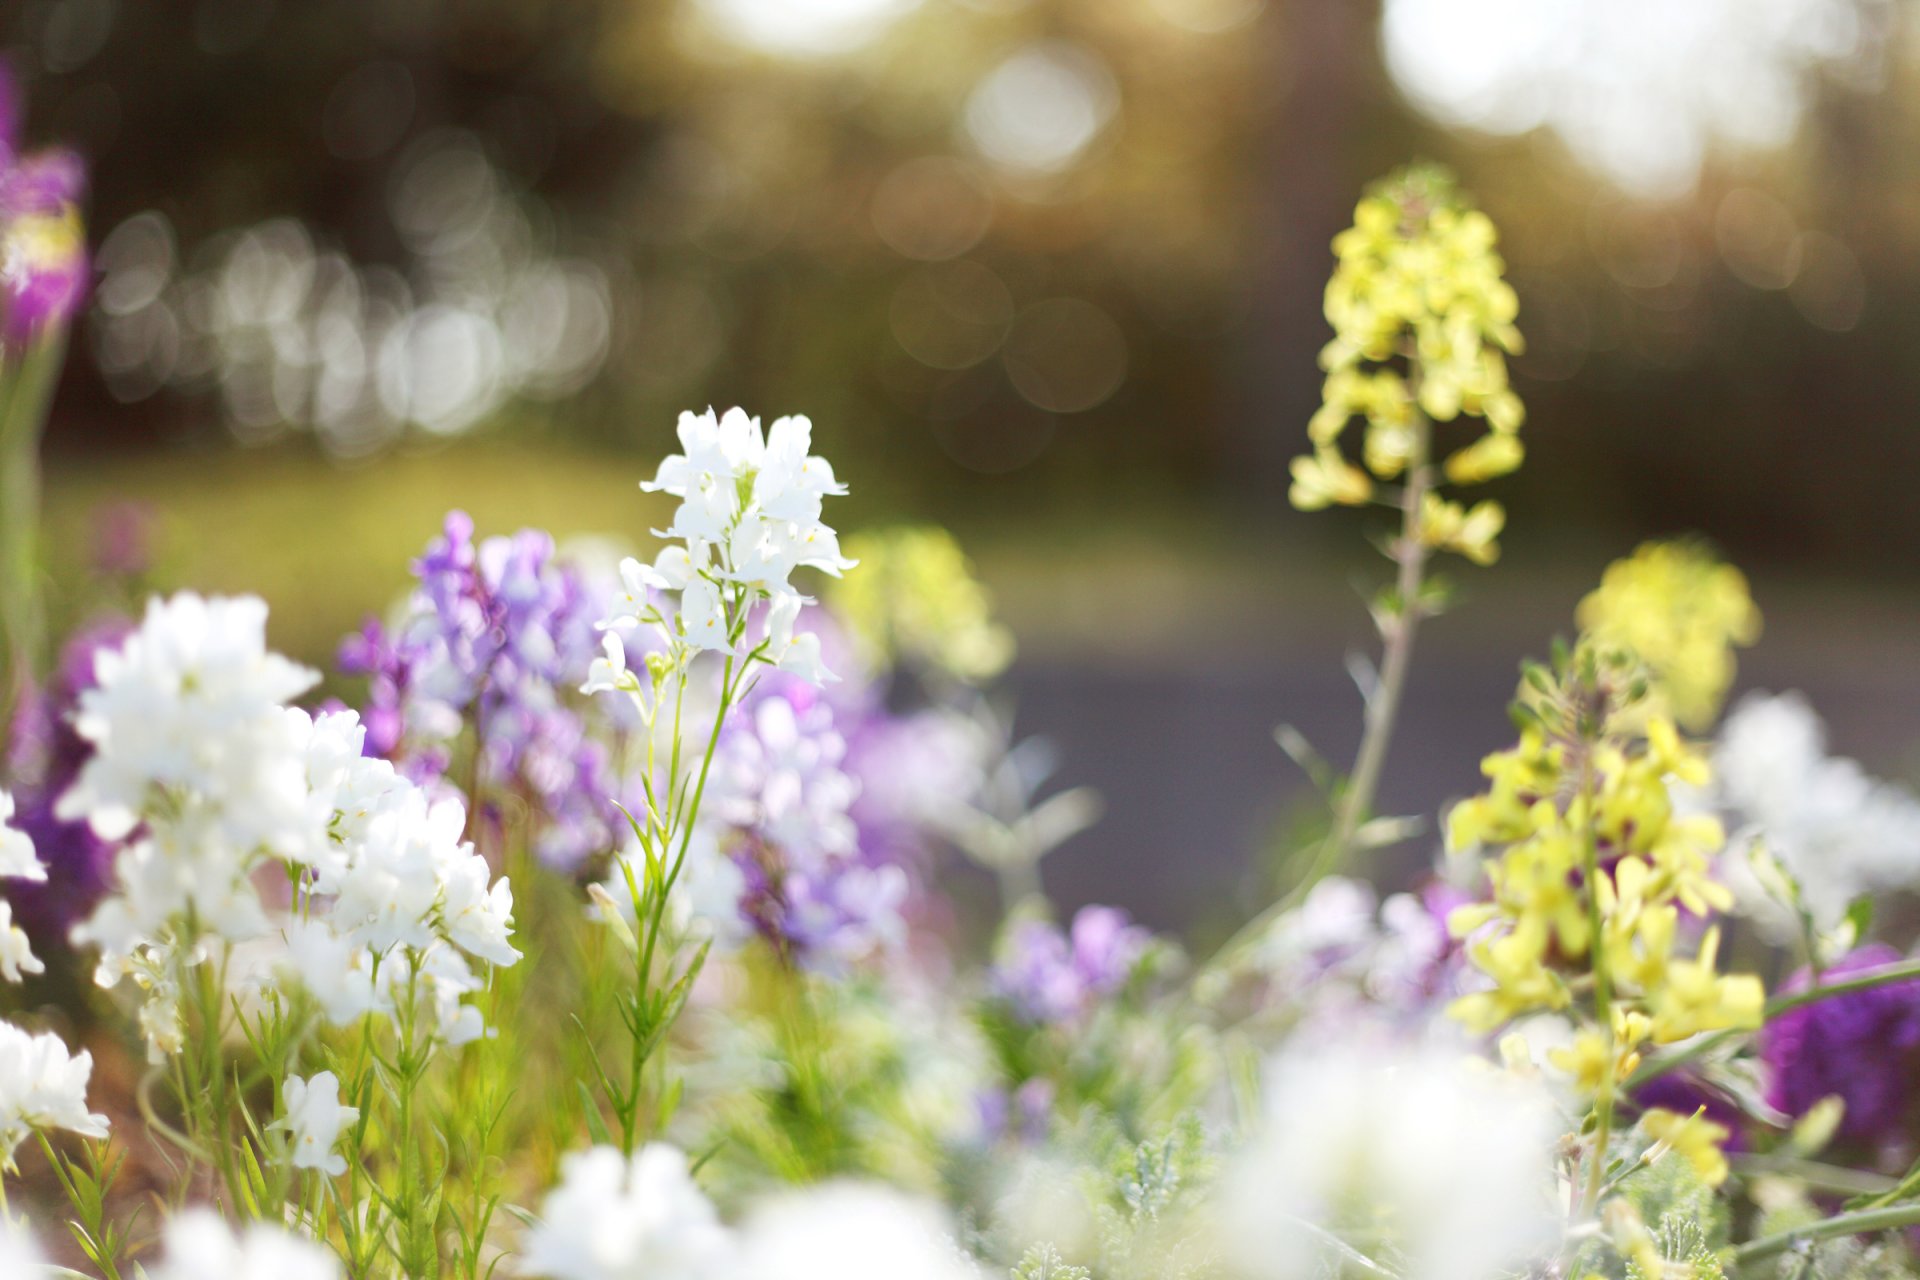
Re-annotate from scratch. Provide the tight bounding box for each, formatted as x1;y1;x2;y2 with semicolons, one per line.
1321;420;1433;884
1732;1201;1920;1267
1630;958;1920;1088
0;334;65;730
1201;414;1433;975
1576;759;1615;1219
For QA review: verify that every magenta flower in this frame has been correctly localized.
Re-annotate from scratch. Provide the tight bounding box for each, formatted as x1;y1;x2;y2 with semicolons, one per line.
0;61;88;347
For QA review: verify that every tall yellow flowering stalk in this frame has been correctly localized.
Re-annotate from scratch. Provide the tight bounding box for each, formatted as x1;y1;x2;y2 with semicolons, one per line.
1287;165;1526;888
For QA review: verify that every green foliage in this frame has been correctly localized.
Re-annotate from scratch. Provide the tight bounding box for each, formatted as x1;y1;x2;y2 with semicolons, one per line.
1013;1242;1093;1280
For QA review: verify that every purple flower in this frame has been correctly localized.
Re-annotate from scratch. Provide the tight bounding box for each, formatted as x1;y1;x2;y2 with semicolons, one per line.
992;905;1150;1026
2;618;131;941
340;511;627;867
1761;945;1920;1145
0;61;88;346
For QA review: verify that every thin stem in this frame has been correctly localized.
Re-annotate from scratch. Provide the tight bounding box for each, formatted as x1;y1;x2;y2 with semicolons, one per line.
1323;441;1432;875
1577;759;1615;1219
1728;1154;1897;1197
1631;958;1920;1088
1200;417;1433;976
0;335;64;730
1733;1201;1920;1267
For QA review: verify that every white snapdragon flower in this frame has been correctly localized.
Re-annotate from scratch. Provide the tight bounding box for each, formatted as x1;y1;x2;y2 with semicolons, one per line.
271;1071;359;1177
736;1183;974;1280
146;1209;341;1280
57;594;320;856
1714;691;1920;934
1222;1040;1562;1280
521;1143;734;1280
0;789;45;881
0;901;43;984
0;1018;109;1165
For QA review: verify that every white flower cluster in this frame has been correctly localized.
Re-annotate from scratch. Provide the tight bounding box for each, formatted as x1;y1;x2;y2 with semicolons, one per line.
1223;1039;1561;1280
521;1143;971;1280
146;1209;343;1280
60;594;519;1060
589;408;854;702
0;1018;109;1167
0;790;46;984
1712;691;1920;935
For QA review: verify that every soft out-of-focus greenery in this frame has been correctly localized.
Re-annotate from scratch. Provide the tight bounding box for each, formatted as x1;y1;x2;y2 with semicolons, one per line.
7;0;1920;577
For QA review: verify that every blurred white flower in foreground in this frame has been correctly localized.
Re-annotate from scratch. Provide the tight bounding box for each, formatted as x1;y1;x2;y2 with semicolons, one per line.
1222;1039;1562;1280
737;1182;974;1280
1713;691;1920;934
521;1143;733;1280
0;1221;45;1272
145;1209;342;1280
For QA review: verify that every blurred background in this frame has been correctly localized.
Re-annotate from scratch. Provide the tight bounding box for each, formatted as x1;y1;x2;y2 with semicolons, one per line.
6;0;1918;932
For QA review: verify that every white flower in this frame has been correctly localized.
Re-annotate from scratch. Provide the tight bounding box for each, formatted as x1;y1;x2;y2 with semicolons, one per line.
57;594;320;855
0;789;45;881
1222;1040;1562;1280
271;1071;359;1177
0;1220;46;1273
0;1018;109;1165
145;1209;341;1280
439;854;521;968
736;1182;973;1280
1714;691;1920;933
0;901;43;984
582;631;638;697
521;1144;733;1280
277;918;387;1026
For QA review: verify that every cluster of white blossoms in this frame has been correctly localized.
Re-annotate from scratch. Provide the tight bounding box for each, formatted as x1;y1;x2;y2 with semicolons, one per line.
0;1018;110;1168
589;408;854;702
1712;691;1920;936
522;1143;972;1280
59;594;519;1061
1223;1039;1561;1280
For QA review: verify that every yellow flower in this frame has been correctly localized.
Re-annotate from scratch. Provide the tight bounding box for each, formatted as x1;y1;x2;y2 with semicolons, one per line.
1642;1106;1732;1187
1288;449;1373;510
830;527;1013;683
1577;541;1762;730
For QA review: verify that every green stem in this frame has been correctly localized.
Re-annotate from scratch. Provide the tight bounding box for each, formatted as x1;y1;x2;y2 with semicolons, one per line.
1631;958;1920;1088
1733;1202;1920;1267
0;334;65;730
1321;439;1432;879
1201;419;1433;975
1728;1154;1897;1198
1578;757;1615;1219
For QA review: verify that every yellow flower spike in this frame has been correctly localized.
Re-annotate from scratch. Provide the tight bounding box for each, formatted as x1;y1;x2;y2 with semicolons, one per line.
1548;1030;1615;1096
1642;1107;1733;1188
1290;164;1525;549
